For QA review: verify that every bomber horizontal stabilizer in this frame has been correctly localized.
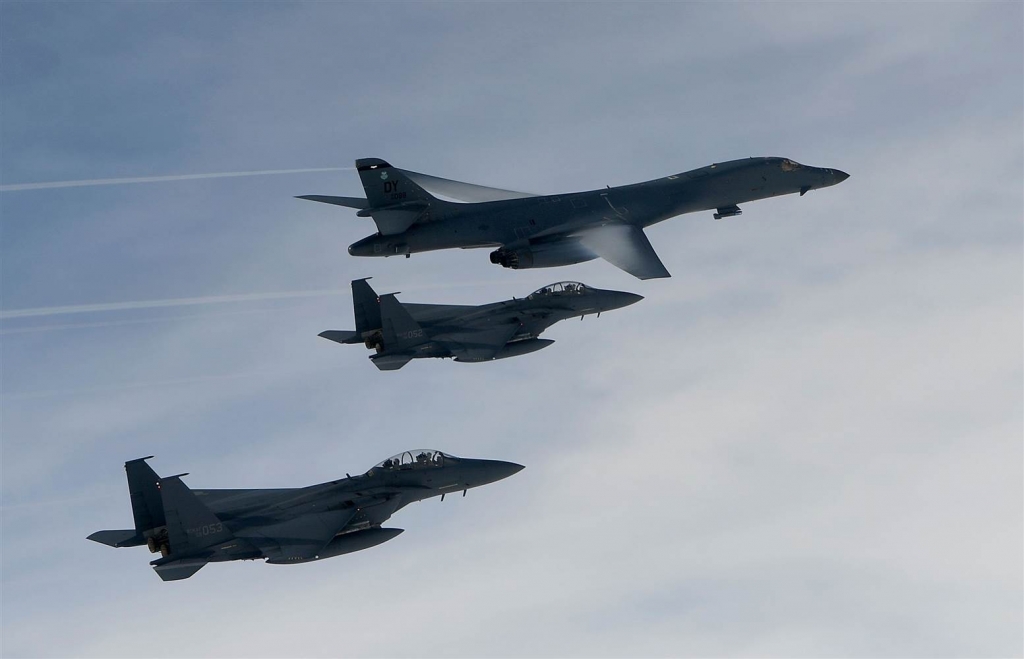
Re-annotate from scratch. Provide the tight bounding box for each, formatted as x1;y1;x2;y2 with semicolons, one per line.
296;195;369;210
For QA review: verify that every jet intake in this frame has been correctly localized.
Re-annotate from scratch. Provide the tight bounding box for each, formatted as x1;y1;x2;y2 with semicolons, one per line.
489;241;596;270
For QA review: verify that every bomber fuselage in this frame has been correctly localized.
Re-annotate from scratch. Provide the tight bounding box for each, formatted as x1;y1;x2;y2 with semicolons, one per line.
348;157;848;258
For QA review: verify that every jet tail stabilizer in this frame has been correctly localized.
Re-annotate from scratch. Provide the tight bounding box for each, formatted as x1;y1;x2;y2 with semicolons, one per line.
295;195;369;210
151;557;209;582
379;294;425;352
355;158;438;235
159;475;234;556
87;529;144;548
318;330;362;345
352;278;382;334
370;352;415;371
126;456;166;534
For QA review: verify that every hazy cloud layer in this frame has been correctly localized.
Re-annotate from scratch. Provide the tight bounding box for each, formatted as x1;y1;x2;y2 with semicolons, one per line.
2;3;1021;657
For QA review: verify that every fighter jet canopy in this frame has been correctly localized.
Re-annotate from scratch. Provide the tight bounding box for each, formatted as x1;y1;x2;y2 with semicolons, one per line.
530;281;588;297
373;449;456;471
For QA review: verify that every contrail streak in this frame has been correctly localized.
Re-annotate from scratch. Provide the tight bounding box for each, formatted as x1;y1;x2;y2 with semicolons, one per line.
0;289;346;320
0;280;509;322
0;167;353;192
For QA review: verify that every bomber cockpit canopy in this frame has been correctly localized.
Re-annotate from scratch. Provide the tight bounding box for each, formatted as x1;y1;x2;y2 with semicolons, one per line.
373;449;455;471
531;281;587;297
780;158;804;172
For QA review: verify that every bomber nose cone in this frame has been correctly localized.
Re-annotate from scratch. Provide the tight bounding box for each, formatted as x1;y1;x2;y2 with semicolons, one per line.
833;169;850;184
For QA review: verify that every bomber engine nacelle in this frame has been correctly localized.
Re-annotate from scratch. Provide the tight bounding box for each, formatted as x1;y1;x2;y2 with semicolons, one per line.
489;240;596;270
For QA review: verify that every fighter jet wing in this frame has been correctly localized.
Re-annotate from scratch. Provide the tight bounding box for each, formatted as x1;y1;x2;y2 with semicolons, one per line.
435;321;523;362
576;224;671;280
235;509;356;562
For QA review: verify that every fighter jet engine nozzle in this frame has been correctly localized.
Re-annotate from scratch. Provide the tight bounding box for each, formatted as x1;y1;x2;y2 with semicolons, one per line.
489;241;597;270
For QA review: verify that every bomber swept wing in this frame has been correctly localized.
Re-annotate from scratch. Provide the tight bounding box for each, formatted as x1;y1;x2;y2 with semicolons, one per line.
575;224;671;280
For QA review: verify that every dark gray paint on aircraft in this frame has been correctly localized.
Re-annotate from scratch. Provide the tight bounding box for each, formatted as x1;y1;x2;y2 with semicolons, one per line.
299;157;848;279
321;278;642;371
88;451;523;581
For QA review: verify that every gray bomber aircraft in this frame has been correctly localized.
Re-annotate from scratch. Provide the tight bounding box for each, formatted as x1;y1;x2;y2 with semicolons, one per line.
299;156;848;279
89;450;523;581
320;278;642;371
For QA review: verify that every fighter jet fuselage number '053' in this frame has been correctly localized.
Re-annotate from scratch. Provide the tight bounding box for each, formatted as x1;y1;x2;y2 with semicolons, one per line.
186;522;224;538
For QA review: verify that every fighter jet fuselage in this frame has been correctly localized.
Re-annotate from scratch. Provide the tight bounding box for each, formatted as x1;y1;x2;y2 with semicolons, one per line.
320;279;642;370
88;451;523;580
301;156;848;279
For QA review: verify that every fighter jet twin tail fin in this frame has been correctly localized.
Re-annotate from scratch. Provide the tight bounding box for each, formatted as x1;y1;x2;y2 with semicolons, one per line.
148;475;232;581
88;457;231;581
371;294;422;371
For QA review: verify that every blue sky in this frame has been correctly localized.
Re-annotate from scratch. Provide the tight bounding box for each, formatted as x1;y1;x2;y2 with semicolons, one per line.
2;3;1021;657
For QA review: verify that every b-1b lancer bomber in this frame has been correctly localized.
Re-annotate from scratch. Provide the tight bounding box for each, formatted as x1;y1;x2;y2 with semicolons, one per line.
299;156;848;279
88;450;523;581
320;278;642;371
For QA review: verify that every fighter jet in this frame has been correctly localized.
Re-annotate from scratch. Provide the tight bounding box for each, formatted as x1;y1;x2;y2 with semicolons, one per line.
88;450;523;581
299;156;848;279
320;278;642;371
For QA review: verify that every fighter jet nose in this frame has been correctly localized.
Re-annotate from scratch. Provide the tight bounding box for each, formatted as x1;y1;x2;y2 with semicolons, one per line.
478;460;525;484
347;244;356;256
833;170;850;184
602;291;643;311
497;461;525;479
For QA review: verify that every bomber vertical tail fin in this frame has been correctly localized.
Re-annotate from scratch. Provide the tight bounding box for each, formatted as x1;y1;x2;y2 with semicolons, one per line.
355;158;437;235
